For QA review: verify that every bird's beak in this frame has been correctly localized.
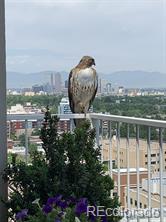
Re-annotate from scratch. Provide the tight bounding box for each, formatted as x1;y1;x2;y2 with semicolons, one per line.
93;61;96;66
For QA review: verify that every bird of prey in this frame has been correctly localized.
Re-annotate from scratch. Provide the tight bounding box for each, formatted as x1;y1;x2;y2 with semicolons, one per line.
68;56;98;126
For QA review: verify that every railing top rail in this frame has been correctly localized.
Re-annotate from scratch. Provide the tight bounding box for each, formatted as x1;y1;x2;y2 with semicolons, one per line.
7;113;87;121
7;113;166;128
7;114;45;121
90;113;166;128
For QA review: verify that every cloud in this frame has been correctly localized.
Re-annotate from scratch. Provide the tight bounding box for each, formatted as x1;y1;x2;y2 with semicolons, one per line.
5;0;166;73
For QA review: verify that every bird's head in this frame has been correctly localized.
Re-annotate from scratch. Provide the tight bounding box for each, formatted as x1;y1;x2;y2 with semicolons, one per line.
78;56;96;68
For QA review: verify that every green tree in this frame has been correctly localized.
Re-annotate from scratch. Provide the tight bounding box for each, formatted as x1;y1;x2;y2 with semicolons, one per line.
10;132;17;141
29;143;38;155
31;128;40;136
18;133;26;146
7;95;62;110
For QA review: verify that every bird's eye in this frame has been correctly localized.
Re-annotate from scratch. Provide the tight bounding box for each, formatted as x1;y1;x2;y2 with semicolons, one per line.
92;59;95;65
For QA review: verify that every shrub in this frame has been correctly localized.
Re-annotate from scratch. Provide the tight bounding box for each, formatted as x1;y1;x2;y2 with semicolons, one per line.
2;108;120;221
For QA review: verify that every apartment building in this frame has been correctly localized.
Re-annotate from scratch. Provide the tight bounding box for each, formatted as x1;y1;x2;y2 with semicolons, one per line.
124;174;166;209
112;168;148;207
102;137;166;173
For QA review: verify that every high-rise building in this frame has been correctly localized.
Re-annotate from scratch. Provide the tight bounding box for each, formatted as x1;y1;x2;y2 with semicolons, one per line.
50;73;62;94
58;98;71;132
118;86;125;95
106;83;112;94
65;80;68;89
58;97;93;114
54;73;61;94
98;78;102;94
43;82;52;94
58;98;72;114
50;73;54;94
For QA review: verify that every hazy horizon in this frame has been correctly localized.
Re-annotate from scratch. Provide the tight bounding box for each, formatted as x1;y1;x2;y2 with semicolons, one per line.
6;69;166;75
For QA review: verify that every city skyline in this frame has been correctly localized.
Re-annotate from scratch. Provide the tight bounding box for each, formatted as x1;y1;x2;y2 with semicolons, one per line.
7;69;166;89
5;0;166;74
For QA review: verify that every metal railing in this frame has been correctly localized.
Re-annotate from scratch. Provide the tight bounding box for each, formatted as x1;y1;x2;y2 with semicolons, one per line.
7;113;166;222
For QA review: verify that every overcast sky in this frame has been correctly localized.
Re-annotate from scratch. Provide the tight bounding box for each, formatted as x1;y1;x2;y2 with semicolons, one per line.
5;0;166;74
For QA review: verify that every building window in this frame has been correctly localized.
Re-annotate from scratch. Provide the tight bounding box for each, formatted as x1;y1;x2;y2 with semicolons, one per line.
140;203;142;208
151;161;156;164
135;200;137;207
151;154;156;157
144;204;147;209
145;154;147;157
130;198;133;205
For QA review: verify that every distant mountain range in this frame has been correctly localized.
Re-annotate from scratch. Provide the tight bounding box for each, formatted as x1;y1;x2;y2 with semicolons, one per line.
7;70;166;89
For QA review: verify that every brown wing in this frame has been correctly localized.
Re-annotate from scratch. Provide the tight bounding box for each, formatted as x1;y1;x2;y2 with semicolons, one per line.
68;69;75;113
89;70;98;110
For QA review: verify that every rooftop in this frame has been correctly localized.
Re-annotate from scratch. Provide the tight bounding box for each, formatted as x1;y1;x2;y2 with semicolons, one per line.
113;168;148;173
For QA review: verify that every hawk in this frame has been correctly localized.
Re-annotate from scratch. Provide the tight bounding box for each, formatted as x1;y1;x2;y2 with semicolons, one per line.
68;56;98;126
